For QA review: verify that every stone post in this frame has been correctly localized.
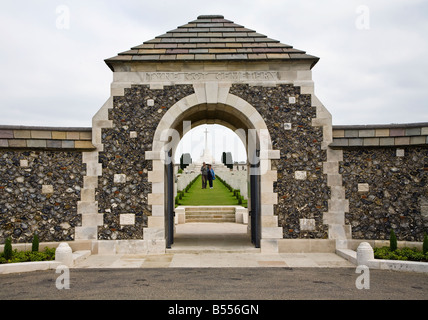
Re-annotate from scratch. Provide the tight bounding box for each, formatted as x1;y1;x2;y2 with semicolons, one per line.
356;242;374;266
55;243;73;267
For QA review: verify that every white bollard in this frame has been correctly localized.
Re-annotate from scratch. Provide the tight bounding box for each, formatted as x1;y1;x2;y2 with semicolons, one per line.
55;242;73;267
356;242;374;266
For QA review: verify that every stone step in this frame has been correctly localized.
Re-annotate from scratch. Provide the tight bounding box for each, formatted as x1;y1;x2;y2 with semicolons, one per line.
186;218;236;223
166;247;260;254
186;216;236;222
185;211;236;223
183;206;238;223
72;250;92;265
186;212;235;216
185;206;237;212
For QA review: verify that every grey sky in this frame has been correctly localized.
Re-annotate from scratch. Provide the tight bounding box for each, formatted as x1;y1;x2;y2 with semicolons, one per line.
0;1;427;161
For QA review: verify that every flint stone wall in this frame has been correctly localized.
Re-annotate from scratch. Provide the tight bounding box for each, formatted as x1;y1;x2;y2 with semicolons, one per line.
1;94;427;245
96;84;195;240
0;150;84;243
229;84;329;239
340;146;428;241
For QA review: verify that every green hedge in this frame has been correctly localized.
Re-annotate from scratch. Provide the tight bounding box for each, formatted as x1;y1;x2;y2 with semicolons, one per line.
175;174;200;206
0;247;56;264
373;246;428;262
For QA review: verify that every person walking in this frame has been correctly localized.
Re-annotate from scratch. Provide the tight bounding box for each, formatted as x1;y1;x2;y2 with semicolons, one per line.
207;164;215;189
201;162;208;189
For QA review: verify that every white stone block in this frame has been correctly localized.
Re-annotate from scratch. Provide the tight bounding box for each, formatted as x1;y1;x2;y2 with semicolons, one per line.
261;192;278;205
396;148;405;157
86;162;103;176
147;193;164;205
82;213;103;226
83;176;98;189
284;123;292;130
323;212;345;225
114;174;126;183
288;97;296;104
358;183;369;193
147;216;164;228
261;239;279;253
175;207;186;224
130;131;138;138
144;227;165;240
300;218;315;231
295;171;307;180
120;214;135;225
147;239;166;255
205;82;219;104
147;99;155;106
80;188;95;202
323;161;339;174
328;224;351;240
262;215;278;227
77;201;98;214
328;199;349;213
116;240;147;254
75;226;98;240
20;159;28;167
97;240;117;255
327;174;343;187
151;205;165;217
42;185;54;194
261;227;283;239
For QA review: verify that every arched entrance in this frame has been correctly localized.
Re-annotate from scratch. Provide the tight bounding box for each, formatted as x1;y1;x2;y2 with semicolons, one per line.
146;85;282;251
77;14;349;256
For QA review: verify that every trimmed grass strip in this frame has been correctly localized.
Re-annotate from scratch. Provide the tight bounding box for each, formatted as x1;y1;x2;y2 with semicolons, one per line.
178;175;247;206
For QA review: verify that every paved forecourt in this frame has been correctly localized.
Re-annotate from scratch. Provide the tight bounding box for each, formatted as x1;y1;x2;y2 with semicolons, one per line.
72;223;355;269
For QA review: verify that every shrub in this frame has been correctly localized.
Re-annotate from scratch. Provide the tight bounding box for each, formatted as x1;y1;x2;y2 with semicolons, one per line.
0;247;56;264
422;233;427;254
3;237;12;260
32;233;39;252
389;229;397;251
374;246;428;262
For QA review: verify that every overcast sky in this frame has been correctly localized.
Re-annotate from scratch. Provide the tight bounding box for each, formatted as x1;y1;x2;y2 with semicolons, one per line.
1;1;427;161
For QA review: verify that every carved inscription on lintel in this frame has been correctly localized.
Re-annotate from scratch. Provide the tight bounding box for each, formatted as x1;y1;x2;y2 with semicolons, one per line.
144;71;278;82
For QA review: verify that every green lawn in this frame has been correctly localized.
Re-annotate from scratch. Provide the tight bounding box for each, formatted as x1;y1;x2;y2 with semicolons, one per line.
177;175;247;207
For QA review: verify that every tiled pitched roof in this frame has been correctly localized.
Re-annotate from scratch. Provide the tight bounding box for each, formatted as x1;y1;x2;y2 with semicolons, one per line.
105;15;319;70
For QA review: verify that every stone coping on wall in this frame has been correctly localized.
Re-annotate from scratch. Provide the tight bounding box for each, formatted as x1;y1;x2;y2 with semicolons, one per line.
2;122;427;150
331;122;428;148
0;125;95;150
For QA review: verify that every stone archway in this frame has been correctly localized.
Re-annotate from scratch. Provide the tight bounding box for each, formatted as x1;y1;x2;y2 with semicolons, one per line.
75;15;352;255
145;83;282;253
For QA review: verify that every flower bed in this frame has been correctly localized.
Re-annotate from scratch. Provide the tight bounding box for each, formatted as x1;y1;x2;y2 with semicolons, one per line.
0;247;55;264
374;246;428;262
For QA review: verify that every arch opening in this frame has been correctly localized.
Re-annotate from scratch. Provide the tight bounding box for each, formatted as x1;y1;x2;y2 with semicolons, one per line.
174;124;247;167
149;94;278;251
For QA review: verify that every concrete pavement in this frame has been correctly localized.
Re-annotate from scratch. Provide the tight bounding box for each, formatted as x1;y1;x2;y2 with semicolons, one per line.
73;223;355;269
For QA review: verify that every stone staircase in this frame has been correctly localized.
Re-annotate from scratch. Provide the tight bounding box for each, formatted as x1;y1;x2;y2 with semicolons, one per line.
185;206;236;223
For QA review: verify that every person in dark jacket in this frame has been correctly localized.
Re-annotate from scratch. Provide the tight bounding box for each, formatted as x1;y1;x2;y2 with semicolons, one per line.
201;162;208;189
207;164;215;189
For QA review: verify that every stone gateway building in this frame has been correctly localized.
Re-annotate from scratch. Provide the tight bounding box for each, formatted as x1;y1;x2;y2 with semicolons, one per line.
1;15;427;255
